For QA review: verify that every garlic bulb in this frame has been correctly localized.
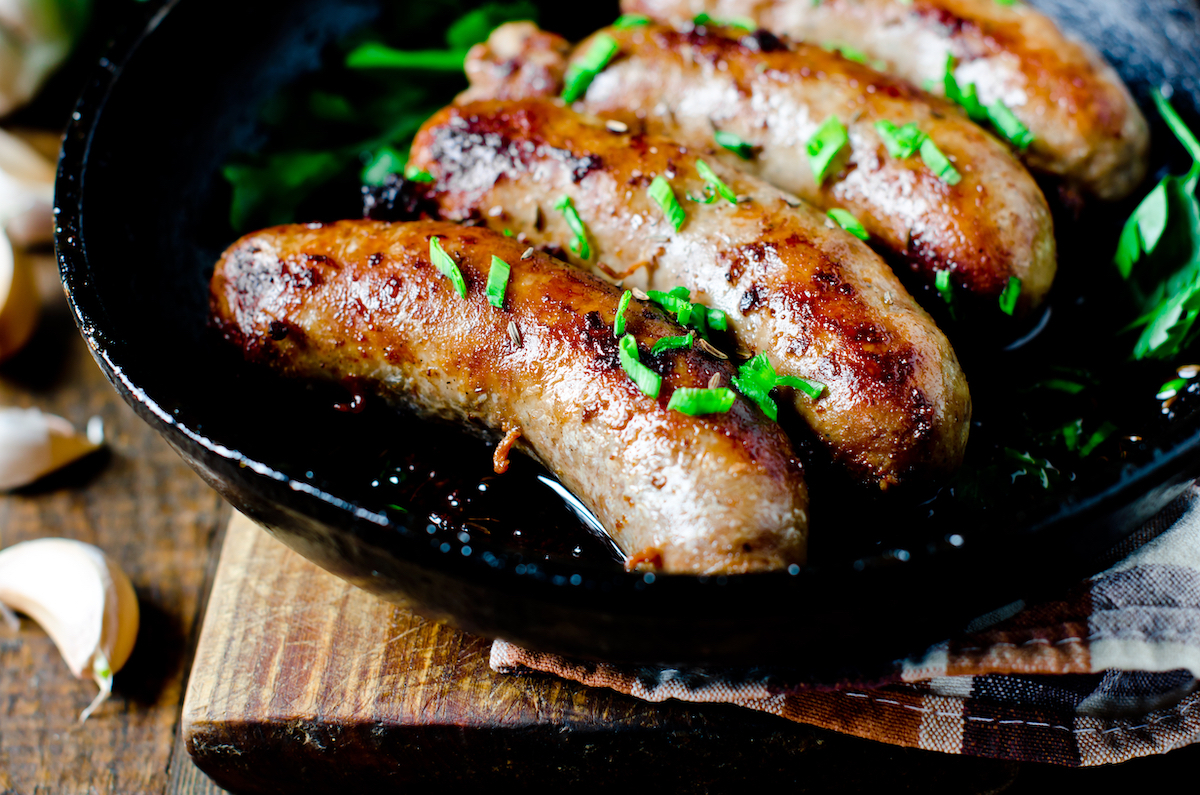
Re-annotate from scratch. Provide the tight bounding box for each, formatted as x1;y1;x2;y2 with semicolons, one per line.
0;407;103;490
0;538;138;720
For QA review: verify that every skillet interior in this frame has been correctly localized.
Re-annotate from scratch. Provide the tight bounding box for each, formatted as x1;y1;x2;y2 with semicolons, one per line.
56;0;1200;671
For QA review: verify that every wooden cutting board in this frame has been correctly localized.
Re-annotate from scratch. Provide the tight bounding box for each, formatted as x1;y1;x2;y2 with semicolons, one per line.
180;513;1019;793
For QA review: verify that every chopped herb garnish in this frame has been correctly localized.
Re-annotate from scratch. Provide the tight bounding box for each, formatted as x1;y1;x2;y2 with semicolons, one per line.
668;387;737;415
714;130;755;159
614;290;632;336
919;138;962;185
695;160;738;205
651;332;694;355
824;42;887;70
486;255;510;308
827;208;869;240
693;12;755;30
649;176;687;231
806;116;848;185
562;33;619;103
618;334;662;398
1114;89;1200;360
613;13;650;28
645;288;725;339
404;164;435;183
554;195;591;260
942;53;987;122
935;269;956;318
875;120;926;159
1040;378;1086;394
731;352;824;420
429;236;467;298
986;100;1035;151
999;276;1022;315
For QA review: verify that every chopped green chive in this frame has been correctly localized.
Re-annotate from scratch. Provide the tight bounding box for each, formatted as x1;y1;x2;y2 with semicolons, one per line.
875;120;926;159
696;160;738;205
942;53;987;121
1039;378;1086;394
827;208;868;240
806;116;848;185
486;255;510;308
693;12;755;30
668;387;737;415
998;276;1021;315
554;195;591;260
776;375;826;400
649;175;686;231
731;352;823;420
714;130;755;159
994;0;1016;6
619;334;662;398
987;100;1034;151
613;13;651;28
614;290;632;336
562;33;619;103
645;287;724;339
824;42;886;70
429;236;467;298
651;332;694;355
919;138;962;185
1005;448;1055;488
935;269;956;319
404;163;435;183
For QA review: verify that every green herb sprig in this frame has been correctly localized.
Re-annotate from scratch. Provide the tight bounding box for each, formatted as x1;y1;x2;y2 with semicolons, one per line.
1114;89;1200;360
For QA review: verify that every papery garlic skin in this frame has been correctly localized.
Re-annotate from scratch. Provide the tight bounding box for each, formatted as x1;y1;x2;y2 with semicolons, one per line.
0;229;37;361
0;407;103;489
0;538;138;721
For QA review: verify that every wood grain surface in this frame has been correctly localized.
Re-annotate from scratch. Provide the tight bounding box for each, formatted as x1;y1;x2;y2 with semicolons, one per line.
0;252;229;794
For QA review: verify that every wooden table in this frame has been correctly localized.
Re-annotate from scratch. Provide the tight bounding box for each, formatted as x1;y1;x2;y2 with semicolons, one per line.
5;224;1200;793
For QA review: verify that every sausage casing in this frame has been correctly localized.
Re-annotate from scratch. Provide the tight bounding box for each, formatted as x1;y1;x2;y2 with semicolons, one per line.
623;0;1150;200
409;100;971;486
461;21;1057;311
210;219;809;573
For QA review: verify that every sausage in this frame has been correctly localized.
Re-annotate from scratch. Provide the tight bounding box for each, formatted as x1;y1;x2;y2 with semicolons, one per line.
460;22;1057;312
408;99;972;486
209;219;809;574
622;0;1150;201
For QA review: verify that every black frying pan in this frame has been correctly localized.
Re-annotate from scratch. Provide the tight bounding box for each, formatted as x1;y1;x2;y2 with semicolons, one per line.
55;0;1200;674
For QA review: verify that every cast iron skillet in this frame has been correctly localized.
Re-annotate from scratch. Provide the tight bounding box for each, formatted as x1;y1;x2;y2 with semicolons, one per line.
55;0;1200;675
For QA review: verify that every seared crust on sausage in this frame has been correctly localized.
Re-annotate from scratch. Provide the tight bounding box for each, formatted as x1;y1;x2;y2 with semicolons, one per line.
409;100;971;486
210;219;808;574
624;0;1150;200
461;21;1057;312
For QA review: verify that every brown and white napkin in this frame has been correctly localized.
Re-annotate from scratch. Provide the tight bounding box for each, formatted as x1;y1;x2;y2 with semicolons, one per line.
492;484;1200;766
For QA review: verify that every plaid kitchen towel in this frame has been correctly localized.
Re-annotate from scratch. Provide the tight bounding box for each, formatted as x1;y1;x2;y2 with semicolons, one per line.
491;483;1200;766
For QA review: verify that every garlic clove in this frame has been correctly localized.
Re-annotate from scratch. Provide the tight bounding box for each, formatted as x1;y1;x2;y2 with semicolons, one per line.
0;407;104;490
0;127;55;248
0;228;38;361
0;538;139;721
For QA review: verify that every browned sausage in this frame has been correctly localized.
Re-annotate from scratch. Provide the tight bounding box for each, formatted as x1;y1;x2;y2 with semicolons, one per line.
210;219;808;574
623;0;1150;200
460;21;1057;313
409;99;971;487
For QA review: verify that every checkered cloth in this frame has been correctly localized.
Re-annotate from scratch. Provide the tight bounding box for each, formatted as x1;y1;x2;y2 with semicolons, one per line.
491;483;1200;766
